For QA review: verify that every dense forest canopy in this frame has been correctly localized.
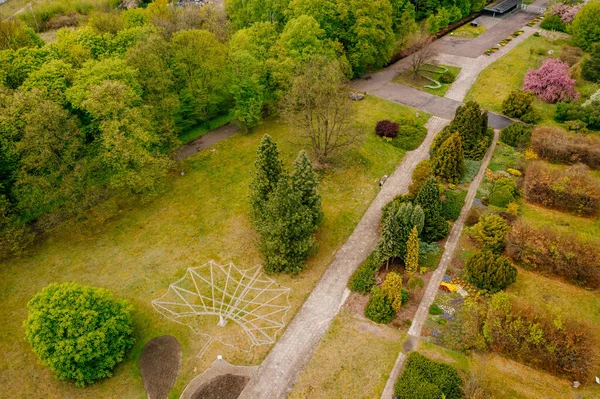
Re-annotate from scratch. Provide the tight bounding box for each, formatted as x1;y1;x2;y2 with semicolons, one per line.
0;0;485;256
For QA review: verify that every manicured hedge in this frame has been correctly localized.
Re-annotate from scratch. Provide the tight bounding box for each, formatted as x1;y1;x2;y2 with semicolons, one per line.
394;352;463;399
531;127;600;170
523;162;600;216
507;220;600;287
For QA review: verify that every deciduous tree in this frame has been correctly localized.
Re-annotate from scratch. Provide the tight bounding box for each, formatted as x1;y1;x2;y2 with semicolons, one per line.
281;56;358;166
24;282;135;387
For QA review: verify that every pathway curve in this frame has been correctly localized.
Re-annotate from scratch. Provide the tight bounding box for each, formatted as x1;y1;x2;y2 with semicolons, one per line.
173;124;239;161
238;116;450;399
380;129;500;399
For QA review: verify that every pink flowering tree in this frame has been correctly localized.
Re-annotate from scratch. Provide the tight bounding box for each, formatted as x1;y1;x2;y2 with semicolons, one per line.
550;3;583;23
523;58;579;103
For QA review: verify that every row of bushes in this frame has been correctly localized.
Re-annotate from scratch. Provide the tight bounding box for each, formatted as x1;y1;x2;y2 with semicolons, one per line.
531;126;600;169
507;221;600;288
445;293;597;382
483;293;596;381
523;161;600;216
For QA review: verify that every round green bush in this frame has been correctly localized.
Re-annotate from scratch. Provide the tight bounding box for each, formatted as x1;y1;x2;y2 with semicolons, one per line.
407;277;425;290
489;178;517;208
365;286;396;324
465;250;517;292
429;304;443;315
439;71;455;84
470;214;510;253
500;122;533;148
24;282;135;386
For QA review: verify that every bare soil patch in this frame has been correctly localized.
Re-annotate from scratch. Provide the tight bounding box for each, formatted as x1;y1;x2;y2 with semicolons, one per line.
139;336;182;399
191;374;250;399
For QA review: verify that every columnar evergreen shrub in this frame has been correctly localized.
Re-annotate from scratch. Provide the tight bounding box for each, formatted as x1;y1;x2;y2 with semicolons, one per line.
531;127;600;169
382;271;403;311
249;134;284;223
349;250;383;293
404;226;419;274
465;250;517;292
416;177;449;242
507;221;600;287
292;150;324;227
446;101;491;160
379;201;424;263
523;58;579;103
523;162;600;216
394;352;463;399
470;214;510;253
502;90;535;118
24;282;135;386
365;286;396;324
375;120;399;137
500;122;533;148
431;132;465;183
408;160;433;197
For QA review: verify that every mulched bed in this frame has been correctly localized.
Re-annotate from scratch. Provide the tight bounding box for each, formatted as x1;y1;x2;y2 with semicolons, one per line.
191;374;250;399
139;335;182;399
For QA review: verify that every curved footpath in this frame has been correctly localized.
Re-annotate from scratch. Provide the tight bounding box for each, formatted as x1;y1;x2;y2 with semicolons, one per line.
239;116;450;399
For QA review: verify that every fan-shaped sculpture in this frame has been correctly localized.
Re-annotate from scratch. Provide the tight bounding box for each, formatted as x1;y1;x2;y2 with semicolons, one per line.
152;261;291;351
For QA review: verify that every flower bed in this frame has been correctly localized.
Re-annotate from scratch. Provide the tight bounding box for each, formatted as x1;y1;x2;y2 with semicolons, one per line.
485;47;500;56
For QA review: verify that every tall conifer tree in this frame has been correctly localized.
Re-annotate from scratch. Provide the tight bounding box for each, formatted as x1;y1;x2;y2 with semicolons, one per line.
291;150;323;229
416;177;449;242
432;132;465;183
404;225;419;274
250;134;284;224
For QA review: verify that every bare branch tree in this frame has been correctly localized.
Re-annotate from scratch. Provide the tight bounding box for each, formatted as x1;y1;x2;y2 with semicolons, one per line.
409;31;438;79
281;56;360;168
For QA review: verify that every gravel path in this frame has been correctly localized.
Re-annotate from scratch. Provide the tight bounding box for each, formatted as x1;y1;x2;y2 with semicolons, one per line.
238;116;450;399
379;129;500;399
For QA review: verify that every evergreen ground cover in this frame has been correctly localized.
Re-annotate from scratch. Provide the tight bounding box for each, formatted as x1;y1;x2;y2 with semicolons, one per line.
0;96;427;398
393;64;462;96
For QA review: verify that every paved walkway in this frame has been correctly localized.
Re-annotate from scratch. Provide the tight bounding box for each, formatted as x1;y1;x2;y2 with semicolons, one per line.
172;124;239;161
238;116;450;399
380;129;500;399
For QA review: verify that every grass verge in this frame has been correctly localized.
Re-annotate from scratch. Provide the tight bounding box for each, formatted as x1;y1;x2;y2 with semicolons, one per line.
289;311;404;399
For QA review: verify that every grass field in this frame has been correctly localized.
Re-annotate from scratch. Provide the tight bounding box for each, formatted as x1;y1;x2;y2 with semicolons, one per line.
0;0;33;19
393;64;462;97
0;96;429;398
289;311;404;399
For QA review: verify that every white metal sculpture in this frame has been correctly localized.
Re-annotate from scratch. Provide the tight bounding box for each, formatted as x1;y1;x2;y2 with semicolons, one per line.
152;261;291;356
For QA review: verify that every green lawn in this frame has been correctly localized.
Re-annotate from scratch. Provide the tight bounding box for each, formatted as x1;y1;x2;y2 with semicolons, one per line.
393;64;462;97
451;23;487;39
0;96;429;398
289;311;404;399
